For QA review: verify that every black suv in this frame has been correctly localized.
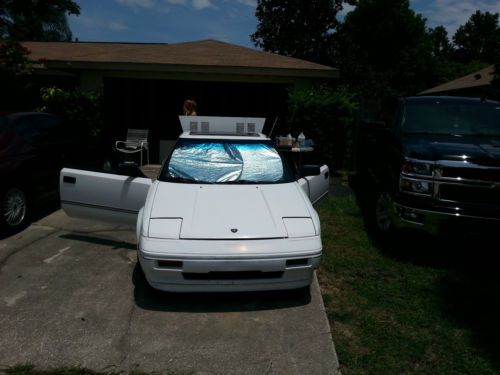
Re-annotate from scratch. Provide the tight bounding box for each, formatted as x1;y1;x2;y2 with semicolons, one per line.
0;112;84;232
354;96;500;235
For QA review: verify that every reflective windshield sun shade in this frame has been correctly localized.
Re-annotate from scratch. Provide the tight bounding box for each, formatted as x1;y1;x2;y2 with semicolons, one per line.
166;141;286;183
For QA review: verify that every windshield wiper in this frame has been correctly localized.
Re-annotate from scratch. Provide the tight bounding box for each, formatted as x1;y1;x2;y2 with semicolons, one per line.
166;177;200;184
404;132;452;135
458;133;500;137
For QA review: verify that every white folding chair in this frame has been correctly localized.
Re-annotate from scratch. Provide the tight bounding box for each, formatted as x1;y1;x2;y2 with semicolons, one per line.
115;129;149;166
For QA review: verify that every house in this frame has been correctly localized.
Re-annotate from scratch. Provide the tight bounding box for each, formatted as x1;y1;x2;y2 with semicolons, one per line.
23;39;338;162
420;65;495;97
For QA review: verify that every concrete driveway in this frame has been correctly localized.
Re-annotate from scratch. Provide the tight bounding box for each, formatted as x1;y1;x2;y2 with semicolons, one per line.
0;210;339;374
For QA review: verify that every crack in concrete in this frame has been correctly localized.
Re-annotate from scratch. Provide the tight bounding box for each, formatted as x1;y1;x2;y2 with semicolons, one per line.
117;299;136;367
0;229;60;272
263;360;274;375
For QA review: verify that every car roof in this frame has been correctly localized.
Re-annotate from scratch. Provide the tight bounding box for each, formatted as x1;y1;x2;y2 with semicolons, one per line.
404;96;500;105
5;112;58;120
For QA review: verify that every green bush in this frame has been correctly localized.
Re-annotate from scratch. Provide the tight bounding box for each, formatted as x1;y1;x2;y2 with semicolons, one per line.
38;86;104;139
287;85;357;170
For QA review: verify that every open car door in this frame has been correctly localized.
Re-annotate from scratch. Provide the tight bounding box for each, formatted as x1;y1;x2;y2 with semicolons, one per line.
298;164;330;205
60;168;152;225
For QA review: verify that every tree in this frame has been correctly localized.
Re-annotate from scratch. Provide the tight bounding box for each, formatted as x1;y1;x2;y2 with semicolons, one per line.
426;24;488;86
0;0;80;42
428;26;453;59
453;10;500;63
287;85;357;169
251;0;344;65
335;0;433;97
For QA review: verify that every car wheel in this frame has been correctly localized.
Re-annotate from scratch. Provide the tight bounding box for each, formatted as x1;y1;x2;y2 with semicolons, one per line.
374;191;393;235
1;187;30;233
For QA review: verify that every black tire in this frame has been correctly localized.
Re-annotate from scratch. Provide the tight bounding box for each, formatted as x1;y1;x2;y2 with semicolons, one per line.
0;186;30;234
371;190;395;237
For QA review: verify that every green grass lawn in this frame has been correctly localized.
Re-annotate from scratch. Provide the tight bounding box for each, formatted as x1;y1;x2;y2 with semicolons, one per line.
317;186;500;375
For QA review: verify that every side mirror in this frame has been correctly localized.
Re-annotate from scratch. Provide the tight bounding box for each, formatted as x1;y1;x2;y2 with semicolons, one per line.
117;162;146;178
300;164;321;177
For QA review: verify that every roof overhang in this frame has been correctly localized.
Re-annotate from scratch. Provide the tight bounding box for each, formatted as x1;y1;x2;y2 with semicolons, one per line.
38;60;339;79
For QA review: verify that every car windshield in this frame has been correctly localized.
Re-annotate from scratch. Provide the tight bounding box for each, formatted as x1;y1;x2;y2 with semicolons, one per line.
401;101;500;136
160;139;294;184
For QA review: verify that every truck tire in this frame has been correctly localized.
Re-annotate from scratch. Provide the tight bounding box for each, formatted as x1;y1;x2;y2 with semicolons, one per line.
372;190;394;236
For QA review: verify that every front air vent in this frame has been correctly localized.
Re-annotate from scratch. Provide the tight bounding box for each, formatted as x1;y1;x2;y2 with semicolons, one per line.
286;258;309;267
183;271;284;280
189;121;198;132
157;260;183;268
201;121;210;133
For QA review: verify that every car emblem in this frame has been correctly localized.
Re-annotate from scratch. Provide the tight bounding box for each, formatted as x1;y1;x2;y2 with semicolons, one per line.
231;228;238;233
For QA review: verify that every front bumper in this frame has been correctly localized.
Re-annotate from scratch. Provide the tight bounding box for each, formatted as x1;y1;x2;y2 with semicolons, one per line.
138;236;322;292
393;200;500;235
394;159;500;234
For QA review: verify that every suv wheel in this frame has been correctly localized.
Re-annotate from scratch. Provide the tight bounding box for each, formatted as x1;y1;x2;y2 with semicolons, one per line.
374;191;393;234
1;187;29;232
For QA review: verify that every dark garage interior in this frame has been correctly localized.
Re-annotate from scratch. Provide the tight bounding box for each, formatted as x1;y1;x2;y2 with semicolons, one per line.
104;78;291;163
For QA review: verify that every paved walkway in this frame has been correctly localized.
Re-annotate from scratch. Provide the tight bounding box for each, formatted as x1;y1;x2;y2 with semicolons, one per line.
0;211;340;374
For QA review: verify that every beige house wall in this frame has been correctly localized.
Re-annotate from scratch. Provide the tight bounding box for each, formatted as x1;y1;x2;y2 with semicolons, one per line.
41;61;336;91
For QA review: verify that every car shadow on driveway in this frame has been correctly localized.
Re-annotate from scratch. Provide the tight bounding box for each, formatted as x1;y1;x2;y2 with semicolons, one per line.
132;263;312;313
59;233;137;251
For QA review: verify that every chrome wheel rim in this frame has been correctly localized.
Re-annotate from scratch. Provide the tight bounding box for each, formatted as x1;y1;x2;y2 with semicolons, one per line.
3;188;27;227
375;192;392;233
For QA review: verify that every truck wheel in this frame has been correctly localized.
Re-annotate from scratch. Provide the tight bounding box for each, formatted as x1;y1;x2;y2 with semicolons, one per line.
374;191;393;234
0;187;30;233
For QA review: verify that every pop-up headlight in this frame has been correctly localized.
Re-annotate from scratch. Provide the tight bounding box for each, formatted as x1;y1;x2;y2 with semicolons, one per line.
283;218;316;238
148;218;182;239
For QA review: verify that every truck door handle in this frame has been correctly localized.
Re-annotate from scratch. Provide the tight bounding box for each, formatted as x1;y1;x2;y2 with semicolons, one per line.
63;176;76;184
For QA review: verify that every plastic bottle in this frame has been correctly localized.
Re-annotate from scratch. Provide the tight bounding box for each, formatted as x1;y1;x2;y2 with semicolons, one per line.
298;132;305;148
287;133;292;147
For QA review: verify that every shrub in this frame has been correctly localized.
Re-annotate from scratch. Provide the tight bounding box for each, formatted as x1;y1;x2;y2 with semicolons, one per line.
38;86;104;139
287;85;357;170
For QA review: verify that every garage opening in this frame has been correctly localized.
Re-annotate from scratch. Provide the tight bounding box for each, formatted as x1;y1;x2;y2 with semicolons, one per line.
104;78;290;163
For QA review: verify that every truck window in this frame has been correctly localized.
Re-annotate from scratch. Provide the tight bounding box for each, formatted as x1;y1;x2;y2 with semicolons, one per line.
402;101;500;136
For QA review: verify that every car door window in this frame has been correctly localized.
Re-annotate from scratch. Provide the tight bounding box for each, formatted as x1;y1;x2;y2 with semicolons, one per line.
33;115;66;143
16;117;40;144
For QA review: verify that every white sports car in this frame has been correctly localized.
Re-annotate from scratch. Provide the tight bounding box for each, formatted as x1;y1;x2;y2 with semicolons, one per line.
60;117;329;292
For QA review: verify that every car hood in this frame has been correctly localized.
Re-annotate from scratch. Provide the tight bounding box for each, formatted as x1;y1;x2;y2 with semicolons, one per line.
402;134;500;165
149;182;313;239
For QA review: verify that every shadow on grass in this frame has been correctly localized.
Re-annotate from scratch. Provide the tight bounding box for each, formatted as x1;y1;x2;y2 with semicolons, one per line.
351;185;500;372
132;263;311;313
432;232;500;372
